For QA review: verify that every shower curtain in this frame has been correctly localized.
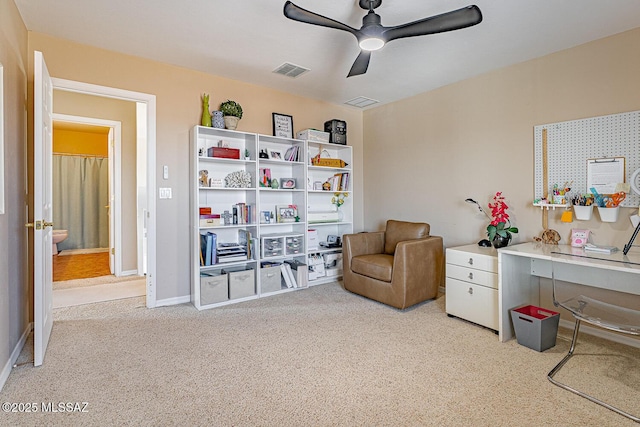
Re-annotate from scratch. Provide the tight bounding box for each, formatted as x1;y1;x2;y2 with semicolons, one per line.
53;155;109;251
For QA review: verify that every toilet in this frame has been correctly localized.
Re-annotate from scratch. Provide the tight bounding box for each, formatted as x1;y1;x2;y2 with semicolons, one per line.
52;230;68;255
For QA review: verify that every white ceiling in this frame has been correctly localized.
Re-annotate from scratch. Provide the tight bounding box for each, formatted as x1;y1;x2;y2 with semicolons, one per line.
14;0;640;109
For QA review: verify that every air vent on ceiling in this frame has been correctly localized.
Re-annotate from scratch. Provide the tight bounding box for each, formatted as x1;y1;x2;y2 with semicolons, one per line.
344;96;379;108
273;62;310;78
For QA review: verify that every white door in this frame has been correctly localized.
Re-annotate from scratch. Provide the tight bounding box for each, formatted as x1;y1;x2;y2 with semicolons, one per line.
33;51;54;366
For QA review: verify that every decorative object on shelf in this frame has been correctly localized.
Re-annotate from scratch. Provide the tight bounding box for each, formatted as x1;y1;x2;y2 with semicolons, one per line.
220;100;243;130
244;149;250;160
533;229;561;245
212;110;224;129
224;170;251;188
331;192;348;210
270;151;282;160
198;170;209;187
259;149;269;159
259;168;271;187
276;205;298;223
221;210;232;226
201;93;212;127
280;178;296;189
464;197;492;247
272;112;294;138
270;179;279;189
487;192;518;249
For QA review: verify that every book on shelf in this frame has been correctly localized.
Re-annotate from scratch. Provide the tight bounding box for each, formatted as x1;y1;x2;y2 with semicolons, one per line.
284;262;298;288
200;231;217;266
217;253;249;263
284;145;301;162
231;203;253;224
280;264;294;288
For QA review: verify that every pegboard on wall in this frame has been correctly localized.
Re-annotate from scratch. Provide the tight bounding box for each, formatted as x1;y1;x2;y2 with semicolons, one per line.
534;110;640;207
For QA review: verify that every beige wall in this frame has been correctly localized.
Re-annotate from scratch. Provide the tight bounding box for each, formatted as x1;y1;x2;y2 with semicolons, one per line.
27;32;363;301
0;0;29;385
53;91;138;272
363;28;640;250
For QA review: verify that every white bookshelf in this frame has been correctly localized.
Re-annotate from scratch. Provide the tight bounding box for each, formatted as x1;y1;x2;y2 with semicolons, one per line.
190;126;354;309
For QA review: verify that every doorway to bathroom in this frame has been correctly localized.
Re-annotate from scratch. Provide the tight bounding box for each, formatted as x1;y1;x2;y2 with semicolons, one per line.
50;94;146;308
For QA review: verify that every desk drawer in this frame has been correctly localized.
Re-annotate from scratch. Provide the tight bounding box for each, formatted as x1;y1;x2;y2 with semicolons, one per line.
447;249;497;272
446;278;498;330
446;264;497;289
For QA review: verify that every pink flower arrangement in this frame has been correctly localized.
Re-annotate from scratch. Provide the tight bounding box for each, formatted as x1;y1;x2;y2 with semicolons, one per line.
487;192;518;241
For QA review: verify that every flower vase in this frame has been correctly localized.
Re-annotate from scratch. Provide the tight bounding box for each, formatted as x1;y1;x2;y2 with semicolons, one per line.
492;234;511;249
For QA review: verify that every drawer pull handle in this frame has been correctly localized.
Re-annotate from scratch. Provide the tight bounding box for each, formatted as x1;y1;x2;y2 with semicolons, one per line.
468;287;473;295
468;258;474;265
468;272;474;280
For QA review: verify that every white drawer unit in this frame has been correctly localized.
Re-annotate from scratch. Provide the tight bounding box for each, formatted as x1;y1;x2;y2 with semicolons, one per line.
445;244;498;331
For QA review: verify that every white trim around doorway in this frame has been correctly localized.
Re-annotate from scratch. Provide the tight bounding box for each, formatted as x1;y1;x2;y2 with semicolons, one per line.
51;77;157;308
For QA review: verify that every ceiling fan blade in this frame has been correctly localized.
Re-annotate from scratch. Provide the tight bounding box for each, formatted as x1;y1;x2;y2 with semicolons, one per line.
347;50;371;77
384;5;482;42
284;1;358;36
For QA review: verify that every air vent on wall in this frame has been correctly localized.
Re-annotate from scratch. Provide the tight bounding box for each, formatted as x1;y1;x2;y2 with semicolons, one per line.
344;96;379;108
273;62;310;78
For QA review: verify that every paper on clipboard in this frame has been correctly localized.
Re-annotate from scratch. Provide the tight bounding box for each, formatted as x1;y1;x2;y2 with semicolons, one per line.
587;157;625;194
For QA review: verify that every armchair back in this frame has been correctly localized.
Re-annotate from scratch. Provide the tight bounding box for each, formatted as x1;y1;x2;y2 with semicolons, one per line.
384;220;430;254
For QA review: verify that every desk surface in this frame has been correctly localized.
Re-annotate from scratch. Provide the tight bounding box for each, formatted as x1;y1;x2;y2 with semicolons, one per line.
500;242;640;275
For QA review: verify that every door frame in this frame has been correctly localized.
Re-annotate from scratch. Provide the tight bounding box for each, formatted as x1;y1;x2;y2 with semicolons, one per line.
52;113;122;275
51;78;157;307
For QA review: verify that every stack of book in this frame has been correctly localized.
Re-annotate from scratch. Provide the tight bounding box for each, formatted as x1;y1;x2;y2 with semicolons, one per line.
217;243;248;263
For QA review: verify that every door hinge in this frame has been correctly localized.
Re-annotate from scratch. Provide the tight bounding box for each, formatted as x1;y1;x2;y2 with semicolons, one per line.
111;248;115;255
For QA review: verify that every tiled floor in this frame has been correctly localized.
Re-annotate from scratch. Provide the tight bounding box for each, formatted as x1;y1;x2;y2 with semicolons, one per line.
53;252;110;281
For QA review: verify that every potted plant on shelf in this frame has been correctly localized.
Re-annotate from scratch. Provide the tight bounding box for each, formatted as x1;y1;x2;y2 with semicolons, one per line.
486;191;518;248
219;100;243;130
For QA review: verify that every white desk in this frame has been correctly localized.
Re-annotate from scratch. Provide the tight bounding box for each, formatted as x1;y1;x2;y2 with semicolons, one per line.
498;242;640;342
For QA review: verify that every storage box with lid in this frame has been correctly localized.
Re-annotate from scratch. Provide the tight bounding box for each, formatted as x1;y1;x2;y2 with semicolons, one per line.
296;129;330;143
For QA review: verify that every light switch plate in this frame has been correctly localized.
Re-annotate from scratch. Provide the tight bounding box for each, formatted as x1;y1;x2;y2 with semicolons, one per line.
163;165;169;179
159;188;172;199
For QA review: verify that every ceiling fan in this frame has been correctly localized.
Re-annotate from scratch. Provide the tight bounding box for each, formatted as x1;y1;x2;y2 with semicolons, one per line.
283;0;482;77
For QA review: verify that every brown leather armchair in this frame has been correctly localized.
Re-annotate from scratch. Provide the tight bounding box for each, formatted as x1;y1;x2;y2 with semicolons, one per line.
342;220;444;309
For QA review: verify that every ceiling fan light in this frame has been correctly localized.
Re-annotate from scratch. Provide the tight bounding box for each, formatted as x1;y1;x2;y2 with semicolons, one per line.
359;37;384;51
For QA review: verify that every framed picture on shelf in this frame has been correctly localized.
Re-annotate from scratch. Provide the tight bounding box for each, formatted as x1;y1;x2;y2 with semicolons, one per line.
259;168;271;187
276;205;298;223
260;211;271;224
270;151;282;160
272;113;294;138
280;178;296;189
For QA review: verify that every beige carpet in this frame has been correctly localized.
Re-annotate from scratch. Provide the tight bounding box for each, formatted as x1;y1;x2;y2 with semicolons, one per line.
1;282;638;426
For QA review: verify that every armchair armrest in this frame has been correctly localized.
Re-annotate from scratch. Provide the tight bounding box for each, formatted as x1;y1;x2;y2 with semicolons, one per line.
343;232;385;258
392;236;444;302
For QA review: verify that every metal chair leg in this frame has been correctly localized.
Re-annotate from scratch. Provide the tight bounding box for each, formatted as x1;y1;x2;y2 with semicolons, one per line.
547;318;640;423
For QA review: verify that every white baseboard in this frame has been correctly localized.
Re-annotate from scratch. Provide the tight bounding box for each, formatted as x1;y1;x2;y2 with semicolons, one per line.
155;295;191;307
119;270;138;277
559;319;640;349
0;324;32;392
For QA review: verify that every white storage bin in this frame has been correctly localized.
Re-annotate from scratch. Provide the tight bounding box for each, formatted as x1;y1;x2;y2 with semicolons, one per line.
227;268;255;299
200;273;228;305
260;266;282;293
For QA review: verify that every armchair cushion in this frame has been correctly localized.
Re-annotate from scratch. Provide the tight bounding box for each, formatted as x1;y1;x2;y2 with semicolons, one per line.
384;220;430;255
351;253;393;282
